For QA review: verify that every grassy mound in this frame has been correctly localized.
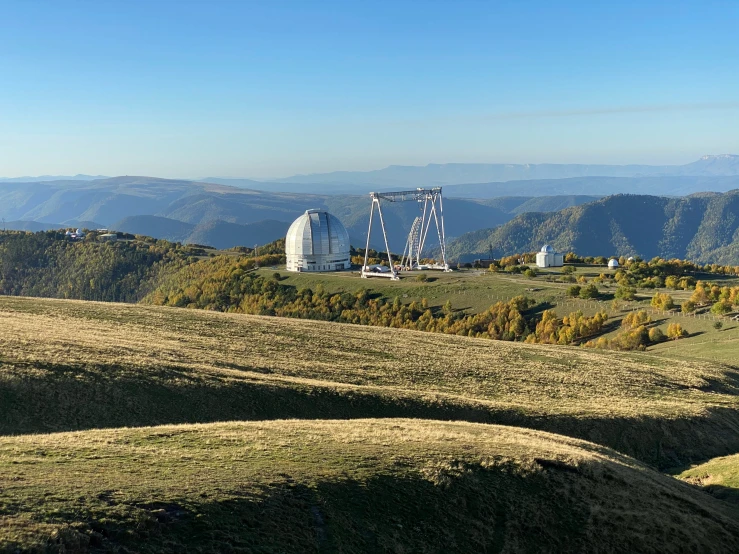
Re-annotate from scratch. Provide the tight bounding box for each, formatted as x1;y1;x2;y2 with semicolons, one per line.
679;453;739;506
3;296;739;469
2;419;738;553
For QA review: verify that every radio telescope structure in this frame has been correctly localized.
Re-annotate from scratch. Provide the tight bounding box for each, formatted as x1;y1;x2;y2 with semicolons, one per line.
361;187;450;280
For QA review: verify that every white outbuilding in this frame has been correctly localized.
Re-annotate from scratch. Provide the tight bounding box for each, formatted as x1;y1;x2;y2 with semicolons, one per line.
608;258;619;269
536;245;564;268
285;209;351;272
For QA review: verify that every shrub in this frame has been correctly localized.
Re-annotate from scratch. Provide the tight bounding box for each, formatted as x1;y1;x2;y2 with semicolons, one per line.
523;268;537;279
681;300;696;313
566;285;581;297
615;286;636;301
648;327;665;343
415;273;428;282
714;321;724;331
579;284;599;299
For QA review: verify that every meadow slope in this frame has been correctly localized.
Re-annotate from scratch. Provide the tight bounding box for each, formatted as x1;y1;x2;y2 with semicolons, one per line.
3;296;739;468
2;419;739;553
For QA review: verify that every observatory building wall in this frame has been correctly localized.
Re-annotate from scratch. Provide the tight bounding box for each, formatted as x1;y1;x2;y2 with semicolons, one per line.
285;209;351;272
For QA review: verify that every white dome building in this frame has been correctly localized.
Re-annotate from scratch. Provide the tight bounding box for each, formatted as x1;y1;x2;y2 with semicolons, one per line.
608;258;619;269
536;244;564;268
285;209;351;272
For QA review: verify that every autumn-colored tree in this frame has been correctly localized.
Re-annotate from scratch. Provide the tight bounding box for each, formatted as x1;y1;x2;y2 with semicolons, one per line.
667;322;688;340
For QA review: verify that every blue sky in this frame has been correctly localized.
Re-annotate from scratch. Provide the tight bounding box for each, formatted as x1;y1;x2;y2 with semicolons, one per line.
1;0;738;178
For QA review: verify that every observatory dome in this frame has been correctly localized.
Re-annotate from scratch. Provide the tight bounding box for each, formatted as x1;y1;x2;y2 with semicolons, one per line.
285;210;351;272
541;244;555;253
608;258;619;269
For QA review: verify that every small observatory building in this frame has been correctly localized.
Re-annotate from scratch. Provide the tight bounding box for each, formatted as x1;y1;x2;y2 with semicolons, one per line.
536;245;564;268
285;209;351;272
608;258;619;269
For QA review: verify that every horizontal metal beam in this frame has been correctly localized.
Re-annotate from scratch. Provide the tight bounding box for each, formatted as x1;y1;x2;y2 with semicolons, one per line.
370;187;442;202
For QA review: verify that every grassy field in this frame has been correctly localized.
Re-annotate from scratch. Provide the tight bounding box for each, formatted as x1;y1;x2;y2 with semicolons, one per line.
261;265;739;363
2;296;739;469
679;453;739;507
2;419;739;553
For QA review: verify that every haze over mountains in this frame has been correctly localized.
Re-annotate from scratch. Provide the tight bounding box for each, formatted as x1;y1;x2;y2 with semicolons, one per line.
267;154;739;187
1;155;738;261
0;176;597;250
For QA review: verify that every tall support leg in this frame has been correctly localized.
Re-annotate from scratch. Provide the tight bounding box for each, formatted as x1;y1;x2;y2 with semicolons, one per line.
431;201;445;267
418;195;434;260
362;198;376;278
437;191;450;270
418;195;429;267
375;199;398;280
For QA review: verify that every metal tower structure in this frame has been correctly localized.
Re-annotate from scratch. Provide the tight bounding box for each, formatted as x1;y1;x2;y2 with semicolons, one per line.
361;187;450;280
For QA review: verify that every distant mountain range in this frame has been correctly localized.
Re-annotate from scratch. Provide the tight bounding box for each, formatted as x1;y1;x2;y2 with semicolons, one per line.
3;155;739;196
446;190;739;265
266;154;739;187
0;176;596;250
3;170;739;262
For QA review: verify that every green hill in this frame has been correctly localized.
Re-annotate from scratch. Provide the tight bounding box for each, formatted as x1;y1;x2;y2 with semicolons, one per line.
3;419;738;553
679;453;739;507
447;191;739;264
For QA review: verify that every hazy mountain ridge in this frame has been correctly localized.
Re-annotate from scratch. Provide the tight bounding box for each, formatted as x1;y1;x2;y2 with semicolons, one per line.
446;190;739;264
271;155;739;187
0;176;597;250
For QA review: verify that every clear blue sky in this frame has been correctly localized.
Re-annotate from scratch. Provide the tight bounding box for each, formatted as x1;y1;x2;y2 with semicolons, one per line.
1;0;738;178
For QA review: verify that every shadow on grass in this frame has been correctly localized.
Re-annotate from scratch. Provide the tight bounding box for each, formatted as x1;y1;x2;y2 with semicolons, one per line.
5;361;739;470
22;461;593;553
23;456;739;553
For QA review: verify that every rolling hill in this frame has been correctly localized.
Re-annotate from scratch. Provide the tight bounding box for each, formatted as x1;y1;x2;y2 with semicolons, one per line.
447;190;739;264
3;419;738;553
3;296;739;551
3;295;739;469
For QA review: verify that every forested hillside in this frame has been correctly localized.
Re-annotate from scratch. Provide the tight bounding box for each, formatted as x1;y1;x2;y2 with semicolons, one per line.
0;231;194;302
447;191;739;264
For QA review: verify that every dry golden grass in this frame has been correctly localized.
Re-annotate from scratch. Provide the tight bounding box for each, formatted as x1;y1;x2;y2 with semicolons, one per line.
2;418;739;553
2;295;739;468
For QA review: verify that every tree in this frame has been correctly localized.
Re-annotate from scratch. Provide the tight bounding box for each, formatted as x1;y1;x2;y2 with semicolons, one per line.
622;310;651;329
566;285;581;297
651;293;675;311
681;300;696;313
710;301;732;315
667;322;688;340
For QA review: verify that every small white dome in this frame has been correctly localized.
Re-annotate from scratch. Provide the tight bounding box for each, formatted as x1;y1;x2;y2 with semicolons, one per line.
285;210;350;272
608;258;619;268
541;244;555;253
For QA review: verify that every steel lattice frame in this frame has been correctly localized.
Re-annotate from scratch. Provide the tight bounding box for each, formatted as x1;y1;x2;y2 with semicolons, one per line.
361;187;450;280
